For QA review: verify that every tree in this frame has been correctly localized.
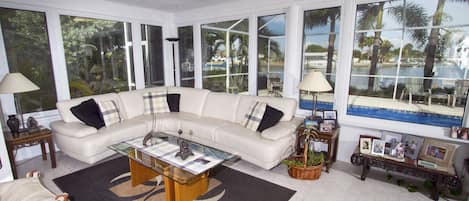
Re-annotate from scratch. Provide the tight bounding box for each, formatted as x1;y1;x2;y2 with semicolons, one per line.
422;0;469;90
305;44;327;52
304;7;340;81
356;1;428;93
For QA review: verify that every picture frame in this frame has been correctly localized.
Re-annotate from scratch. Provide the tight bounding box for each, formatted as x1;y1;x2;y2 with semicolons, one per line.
322;119;336;129
314;111;324;119
419;139;458;172
371;139;386;156
319;123;332;133
304;119;319;129
360;138;372;154
403;135;424;160
323;110;337;120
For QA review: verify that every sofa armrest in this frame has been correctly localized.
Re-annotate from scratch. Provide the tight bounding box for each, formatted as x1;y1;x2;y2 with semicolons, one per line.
261;118;302;140
50;120;97;138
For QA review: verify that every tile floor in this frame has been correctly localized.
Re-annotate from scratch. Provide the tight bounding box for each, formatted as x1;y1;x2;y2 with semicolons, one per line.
16;152;464;201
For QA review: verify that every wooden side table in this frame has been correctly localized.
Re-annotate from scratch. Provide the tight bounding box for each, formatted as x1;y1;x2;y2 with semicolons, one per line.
5;128;56;179
296;125;340;172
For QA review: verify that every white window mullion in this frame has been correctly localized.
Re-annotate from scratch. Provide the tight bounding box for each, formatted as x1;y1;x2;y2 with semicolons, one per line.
0;23;15;116
335;0;355;120
193;23;203;89
45;10;70;101
284;5;303;99
248;15;258;96
131;23;145;90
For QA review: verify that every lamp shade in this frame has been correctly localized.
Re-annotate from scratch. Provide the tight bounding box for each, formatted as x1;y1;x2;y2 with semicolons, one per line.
298;71;332;92
0;73;40;94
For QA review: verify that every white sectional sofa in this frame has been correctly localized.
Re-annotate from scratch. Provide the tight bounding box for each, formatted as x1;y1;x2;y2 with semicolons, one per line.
50;87;301;169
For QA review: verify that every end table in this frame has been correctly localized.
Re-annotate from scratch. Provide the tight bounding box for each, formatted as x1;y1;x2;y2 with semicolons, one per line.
296;125;340;172
5;128;56;179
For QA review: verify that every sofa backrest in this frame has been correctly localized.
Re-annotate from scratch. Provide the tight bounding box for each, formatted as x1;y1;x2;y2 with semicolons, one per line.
235;95;297;123
167;87;210;116
201;92;240;122
117;86;167;119
56;93;120;123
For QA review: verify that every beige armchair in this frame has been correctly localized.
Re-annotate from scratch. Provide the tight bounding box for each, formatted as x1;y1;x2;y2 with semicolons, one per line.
0;171;68;201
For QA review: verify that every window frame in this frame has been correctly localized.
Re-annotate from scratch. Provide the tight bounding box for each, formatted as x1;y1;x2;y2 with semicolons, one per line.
0;2;171;123
336;0;454;139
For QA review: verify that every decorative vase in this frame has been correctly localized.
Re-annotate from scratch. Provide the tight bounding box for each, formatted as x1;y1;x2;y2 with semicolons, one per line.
7;115;20;134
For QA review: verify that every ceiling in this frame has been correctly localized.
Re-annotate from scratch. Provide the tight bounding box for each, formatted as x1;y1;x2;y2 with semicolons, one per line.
105;0;240;12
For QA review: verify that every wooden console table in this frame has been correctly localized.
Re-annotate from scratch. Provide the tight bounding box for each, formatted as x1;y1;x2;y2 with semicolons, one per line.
296;126;339;172
5;128;56;179
350;148;461;201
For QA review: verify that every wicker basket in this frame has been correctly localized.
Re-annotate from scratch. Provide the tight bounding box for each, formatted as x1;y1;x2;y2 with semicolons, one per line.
286;156;323;180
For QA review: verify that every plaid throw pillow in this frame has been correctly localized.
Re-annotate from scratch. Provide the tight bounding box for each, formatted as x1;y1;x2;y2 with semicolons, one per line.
242;101;267;131
98;100;121;127
143;92;170;114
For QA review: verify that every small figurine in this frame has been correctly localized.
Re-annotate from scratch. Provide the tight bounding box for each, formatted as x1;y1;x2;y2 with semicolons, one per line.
27;116;39;132
175;140;194;160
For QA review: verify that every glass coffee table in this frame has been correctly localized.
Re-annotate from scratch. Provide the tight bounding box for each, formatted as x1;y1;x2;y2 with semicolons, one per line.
109;132;236;201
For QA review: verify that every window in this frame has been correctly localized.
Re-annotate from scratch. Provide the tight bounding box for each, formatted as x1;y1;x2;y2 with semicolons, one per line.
300;7;341;110
60;15;135;98
178;26;195;87
0;8;57;113
258;14;286;97
348;0;469;127
201;19;249;93
142;24;165;87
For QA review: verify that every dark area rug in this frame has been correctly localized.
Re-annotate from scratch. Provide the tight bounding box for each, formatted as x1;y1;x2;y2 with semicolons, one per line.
53;157;295;201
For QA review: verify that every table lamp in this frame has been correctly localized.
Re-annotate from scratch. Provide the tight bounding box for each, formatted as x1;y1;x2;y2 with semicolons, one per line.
298;71;332;117
0;73;40;134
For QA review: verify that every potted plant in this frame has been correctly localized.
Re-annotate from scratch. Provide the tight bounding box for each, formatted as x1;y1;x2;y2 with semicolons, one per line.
283;127;324;180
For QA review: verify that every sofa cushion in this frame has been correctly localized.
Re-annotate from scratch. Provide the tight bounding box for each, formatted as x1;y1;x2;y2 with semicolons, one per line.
50;121;97;138
117;87;167;119
257;105;284;132
180;117;231;141
214;123;294;163
97;100;122;127
143;92;170;114
241;101;267;131
57;93;120;123
261;121;297;141
69;99;104;129
236;95;297;123
0;177;55;201
202;93;240;122
167;87;210;115
167;93;180;112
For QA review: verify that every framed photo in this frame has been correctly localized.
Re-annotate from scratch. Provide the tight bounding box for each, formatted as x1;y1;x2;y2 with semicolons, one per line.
314;111;324;119
323;110;337;120
322;119;336;129
403;135;424;160
419;139;457;172
371;139;386;156
360;138;372;154
459;128;469;140
319;123;332;133
304;119;319;129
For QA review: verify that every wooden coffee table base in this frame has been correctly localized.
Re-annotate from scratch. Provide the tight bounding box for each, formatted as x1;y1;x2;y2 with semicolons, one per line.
129;159;209;201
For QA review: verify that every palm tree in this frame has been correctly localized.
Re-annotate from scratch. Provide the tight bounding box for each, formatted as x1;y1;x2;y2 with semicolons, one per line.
356;2;428;93
422;0;469;90
304;7;340;81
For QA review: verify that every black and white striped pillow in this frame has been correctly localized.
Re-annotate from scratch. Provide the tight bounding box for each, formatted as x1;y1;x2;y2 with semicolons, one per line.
98;100;121;127
241;101;267;131
143;92;170;114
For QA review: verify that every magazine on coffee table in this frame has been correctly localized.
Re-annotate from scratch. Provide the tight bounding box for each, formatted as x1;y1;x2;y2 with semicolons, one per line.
124;138;224;175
